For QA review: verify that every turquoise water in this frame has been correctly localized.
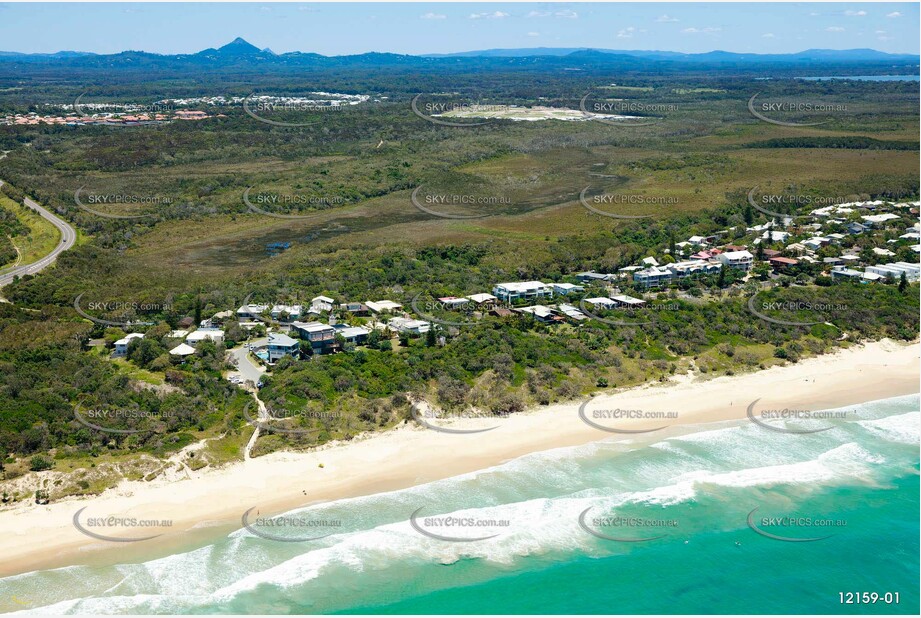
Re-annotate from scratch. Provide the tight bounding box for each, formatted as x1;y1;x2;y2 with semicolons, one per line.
2;395;918;615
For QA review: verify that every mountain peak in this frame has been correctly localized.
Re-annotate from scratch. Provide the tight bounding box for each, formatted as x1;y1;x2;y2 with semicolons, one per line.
217;37;261;55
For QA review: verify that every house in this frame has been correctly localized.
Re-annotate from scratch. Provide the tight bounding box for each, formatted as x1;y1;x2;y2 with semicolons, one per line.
271;304;303;322
291;321;338;354
489;307;514;318
186;329;225;346
114;333;144;356
687;235;711;246
633;266;674;288
551;283;585;295
340;302;370;316
861;213;900;227
492;281;553;302
610;294;646;308
865;262;921;282
872;247;896;257
557;303;588;321
584;297;617;309
575;271;616;283
333;325;370;345
438;296;471;308
267;332;300;362
388;317;431;335
366;300;403;314
169;343;196;357
168;329;190;339
178;316;195;329
237;303;269;320
760;230;790;243
847;222;869;235
717;250;754;271
831;266;869;282
669;260;721;279
210;310;234;324
785;242;808;255
516;305;563;324
468;293;498;305
769;257;800;271
310;295;335;312
761;249;782;259
641;256;660;267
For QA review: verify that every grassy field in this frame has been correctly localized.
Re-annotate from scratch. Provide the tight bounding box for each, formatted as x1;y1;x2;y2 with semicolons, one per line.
0;193;60;270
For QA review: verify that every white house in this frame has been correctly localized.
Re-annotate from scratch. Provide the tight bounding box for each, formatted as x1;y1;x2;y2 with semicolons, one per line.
237;303;268;320
267;332;300;362
583;297;617;309
388;317;431;335
557;303;588;321
270;304;302;322
551;282;585;295
861;213;900;227
717;250;754;271
310;295;335;312
366;300;403;314
114;333;144;356
186;329;225;346
468;293;498;305
169;343;196;357
492;281;553;302
865;262;920;282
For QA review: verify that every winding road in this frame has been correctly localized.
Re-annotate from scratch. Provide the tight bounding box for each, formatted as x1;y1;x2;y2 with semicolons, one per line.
0;181;77;288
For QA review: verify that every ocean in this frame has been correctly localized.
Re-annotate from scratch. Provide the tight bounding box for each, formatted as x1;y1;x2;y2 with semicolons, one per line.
2;395;918;615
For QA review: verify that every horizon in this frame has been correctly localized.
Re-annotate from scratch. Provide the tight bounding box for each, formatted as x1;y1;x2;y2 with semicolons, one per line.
0;2;918;56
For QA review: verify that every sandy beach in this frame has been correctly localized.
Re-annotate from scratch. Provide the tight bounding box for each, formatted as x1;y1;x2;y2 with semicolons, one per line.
1;338;917;577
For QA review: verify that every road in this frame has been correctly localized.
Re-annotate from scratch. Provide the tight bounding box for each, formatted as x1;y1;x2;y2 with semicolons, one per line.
227;337;268;386
0;182;77;288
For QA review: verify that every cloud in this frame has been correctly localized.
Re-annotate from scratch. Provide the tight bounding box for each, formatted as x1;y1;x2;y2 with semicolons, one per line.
617;27;636;39
826;26;845;32
844;10;867;17
527;9;578;19
656;14;679;22
886;12;902;18
681;26;721;34
420;12;446;20
470;11;509;20
762;33;775;38
527;31;540;37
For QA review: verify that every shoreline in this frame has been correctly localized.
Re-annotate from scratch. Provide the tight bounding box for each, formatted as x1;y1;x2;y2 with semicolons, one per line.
0;338;918;578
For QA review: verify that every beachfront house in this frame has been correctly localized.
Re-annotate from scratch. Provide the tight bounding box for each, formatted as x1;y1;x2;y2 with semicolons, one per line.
114;332;144;356
270;304;303;322
267;332;300;362
515;305;563;324
237;303;269;320
492;281;553;302
388;317;431;335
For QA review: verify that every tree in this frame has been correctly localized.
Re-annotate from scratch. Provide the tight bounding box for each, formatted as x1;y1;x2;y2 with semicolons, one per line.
899;272;908;293
717;266;726;288
29;455;53;472
425;326;437;347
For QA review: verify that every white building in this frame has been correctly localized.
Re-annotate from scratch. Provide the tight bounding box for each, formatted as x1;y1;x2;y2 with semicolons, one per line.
865;262;920;282
492;281;553;302
186;329;225;346
551;282;585;295
388;317;431;335
718;250;754;271
114;333;144;356
366;300;403;314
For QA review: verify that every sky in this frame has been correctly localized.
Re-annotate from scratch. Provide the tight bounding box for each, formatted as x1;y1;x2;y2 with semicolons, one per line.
0;2;918;56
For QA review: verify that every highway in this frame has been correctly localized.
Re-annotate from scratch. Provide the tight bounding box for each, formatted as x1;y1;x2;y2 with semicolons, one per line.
0;182;77;288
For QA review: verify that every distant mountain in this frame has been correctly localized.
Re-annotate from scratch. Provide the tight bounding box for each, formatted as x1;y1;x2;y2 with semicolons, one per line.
430;47;919;63
0;38;916;75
